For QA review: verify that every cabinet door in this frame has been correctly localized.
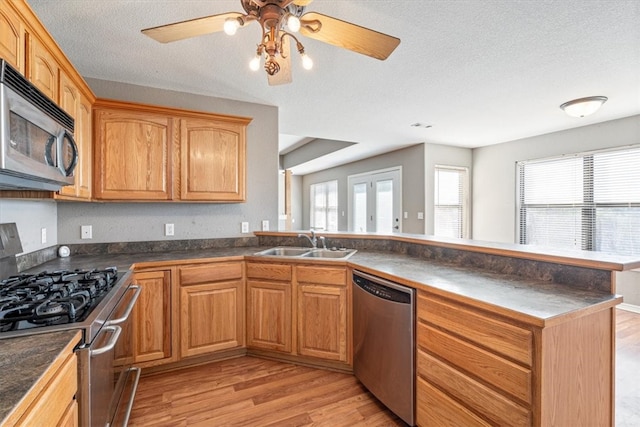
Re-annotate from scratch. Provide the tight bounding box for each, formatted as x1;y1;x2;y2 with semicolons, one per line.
94;109;173;200
0;4;24;73
28;36;58;101
133;270;172;364
179;118;246;201
297;283;348;362
180;279;244;358
57;73;92;200
246;279;292;353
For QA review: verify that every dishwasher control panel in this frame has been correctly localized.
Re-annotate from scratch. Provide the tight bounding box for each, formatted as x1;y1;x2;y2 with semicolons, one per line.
353;273;412;304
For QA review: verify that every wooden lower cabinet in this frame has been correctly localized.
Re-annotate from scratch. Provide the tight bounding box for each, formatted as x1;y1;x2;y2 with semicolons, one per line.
4;332;81;426
179;262;245;358
296;265;348;363
245;261;350;367
246;262;293;353
416;290;615;427
132;270;174;365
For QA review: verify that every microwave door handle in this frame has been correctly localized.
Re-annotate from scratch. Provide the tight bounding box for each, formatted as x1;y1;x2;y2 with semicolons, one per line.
61;130;78;176
44;135;56;166
90;325;122;356
106;285;141;326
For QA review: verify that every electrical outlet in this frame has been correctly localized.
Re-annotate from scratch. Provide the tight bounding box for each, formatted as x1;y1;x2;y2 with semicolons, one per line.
241;222;249;233
41;228;47;244
404;211;408;219
81;225;92;239
261;220;269;231
165;223;175;236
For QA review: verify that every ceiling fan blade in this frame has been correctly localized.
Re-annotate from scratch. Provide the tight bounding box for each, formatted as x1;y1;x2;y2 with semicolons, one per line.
142;12;243;43
300;12;400;60
293;0;314;5
268;37;293;86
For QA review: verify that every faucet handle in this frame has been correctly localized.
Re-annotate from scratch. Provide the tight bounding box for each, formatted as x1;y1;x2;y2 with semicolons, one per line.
319;236;327;249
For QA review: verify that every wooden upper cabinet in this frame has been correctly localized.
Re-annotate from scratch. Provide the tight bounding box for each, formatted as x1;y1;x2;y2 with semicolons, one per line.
0;4;24;73
57;72;92;200
180;118;246;201
93;106;174;200
28;35;58;101
93;100;251;202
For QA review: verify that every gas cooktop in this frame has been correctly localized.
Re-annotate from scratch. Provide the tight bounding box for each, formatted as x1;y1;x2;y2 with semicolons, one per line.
0;267;118;333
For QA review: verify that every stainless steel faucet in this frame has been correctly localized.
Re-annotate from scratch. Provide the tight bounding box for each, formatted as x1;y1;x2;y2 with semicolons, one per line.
298;230;317;248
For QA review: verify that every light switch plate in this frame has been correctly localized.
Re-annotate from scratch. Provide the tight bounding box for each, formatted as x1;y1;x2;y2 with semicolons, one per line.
261;220;269;231
417;212;424;220
165;223;175;236
241;222;249;233
41;228;47;244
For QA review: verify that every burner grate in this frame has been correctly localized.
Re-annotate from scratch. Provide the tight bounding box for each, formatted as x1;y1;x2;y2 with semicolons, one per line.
0;267;118;332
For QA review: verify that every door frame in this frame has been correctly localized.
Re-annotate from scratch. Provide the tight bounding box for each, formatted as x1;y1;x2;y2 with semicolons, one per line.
347;166;403;233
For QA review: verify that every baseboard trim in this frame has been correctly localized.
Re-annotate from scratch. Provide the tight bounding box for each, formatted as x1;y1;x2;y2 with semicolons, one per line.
618;303;640;314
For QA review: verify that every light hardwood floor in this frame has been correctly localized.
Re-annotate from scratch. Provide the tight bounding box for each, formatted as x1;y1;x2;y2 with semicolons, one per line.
129;308;639;426
129;357;405;426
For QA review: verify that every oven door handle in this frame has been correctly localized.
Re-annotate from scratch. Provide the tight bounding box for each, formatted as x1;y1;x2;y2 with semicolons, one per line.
106;285;141;326
90;325;121;356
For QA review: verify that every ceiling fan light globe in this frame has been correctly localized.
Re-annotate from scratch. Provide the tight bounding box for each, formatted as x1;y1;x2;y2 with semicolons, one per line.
301;53;313;70
249;55;261;71
287;15;301;32
224;18;240;35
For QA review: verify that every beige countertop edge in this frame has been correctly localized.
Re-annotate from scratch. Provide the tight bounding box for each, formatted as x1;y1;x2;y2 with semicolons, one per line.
256;231;640;272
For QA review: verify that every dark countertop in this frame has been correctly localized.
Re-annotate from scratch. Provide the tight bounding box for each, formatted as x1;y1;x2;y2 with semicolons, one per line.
0;330;81;425
2;245;621;422
26;246;620;326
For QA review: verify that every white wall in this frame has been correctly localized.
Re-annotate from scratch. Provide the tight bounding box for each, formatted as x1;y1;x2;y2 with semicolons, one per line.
0;199;57;254
424;143;473;235
55;79;279;244
473;115;640;243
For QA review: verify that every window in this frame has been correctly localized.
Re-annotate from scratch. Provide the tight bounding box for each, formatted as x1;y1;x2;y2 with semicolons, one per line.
434;166;469;238
310;180;338;231
517;146;640;255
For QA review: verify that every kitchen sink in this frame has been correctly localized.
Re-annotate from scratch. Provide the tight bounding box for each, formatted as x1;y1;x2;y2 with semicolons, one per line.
254;247;356;259
301;249;357;259
255;247;312;257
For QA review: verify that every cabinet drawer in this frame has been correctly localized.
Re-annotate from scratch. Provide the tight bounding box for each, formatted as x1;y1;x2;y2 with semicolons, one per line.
417;376;491;427
179;262;243;285
418;292;532;366
296;266;346;285
246;263;292;281
417;349;531;426
418;322;532;404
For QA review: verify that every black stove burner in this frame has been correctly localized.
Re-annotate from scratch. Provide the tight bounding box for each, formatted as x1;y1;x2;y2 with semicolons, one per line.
0;267;118;332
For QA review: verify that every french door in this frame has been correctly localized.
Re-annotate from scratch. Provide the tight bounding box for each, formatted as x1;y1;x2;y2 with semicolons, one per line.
348;168;402;233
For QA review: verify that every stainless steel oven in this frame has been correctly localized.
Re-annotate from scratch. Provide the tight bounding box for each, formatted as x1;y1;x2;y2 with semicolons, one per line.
77;282;141;426
0;266;141;427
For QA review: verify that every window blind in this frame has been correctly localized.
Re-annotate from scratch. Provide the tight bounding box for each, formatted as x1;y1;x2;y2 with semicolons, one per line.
517;146;640;255
434;166;468;238
310;180;338;231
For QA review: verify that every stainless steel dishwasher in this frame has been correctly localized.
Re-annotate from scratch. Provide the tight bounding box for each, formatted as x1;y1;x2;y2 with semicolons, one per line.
353;270;415;426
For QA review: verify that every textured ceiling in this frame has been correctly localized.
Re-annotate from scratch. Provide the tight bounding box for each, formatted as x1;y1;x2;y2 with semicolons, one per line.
28;0;640;175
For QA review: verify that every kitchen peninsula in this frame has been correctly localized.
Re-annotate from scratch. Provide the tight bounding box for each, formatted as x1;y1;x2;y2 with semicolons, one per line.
2;232;636;426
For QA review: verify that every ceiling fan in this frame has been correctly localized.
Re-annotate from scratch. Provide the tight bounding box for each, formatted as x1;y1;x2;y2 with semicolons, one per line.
141;0;401;85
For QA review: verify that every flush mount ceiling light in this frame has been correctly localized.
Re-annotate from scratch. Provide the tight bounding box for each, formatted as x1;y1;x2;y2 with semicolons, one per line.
560;96;608;118
142;0;400;86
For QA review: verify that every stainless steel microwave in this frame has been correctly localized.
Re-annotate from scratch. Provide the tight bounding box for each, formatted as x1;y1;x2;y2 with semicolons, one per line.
0;59;77;191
